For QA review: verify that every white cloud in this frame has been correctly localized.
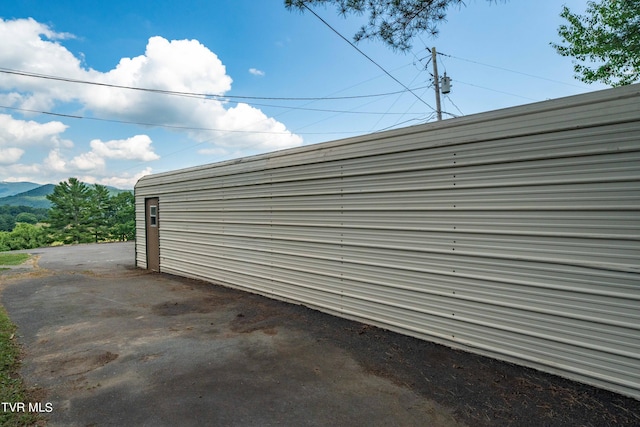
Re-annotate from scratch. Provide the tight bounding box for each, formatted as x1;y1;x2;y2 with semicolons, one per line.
0;18;303;155
69;150;105;171
0;114;69;147
43;149;67;173
95;167;152;189
68;134;158;172
0;18;81;111
0;132;157;186
0;18;303;187
90;135;160;161
197;147;228;156
0;148;24;164
204;102;303;151
87;36;233;115
0;149;152;189
0;163;40;179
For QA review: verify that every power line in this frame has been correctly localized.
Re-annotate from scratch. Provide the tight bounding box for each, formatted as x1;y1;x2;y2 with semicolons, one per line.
0;104;374;136
373;116;432;132
370;68;430;132
291;89;401;133
301;4;436;112
1;98;426;121
0;67;429;102
230;95;430;115
0;66;429;140
444;94;464;116
454;80;539;101
437;51;589;89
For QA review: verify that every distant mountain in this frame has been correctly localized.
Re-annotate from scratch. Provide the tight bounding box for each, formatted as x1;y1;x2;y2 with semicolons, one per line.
0;181;41;198
106;186;130;197
0;184;56;208
0;183;130;209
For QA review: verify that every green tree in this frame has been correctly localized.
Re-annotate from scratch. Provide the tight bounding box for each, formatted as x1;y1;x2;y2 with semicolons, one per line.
0;206;49;227
15;212;38;224
552;0;640;86
109;192;135;241
285;0;501;51
45;178;135;245
46;178;93;244
88;184;113;243
0;215;14;232
0;232;7;251
0;223;49;251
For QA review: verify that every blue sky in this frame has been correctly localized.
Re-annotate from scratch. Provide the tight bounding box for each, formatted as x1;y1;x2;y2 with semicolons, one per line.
0;0;606;188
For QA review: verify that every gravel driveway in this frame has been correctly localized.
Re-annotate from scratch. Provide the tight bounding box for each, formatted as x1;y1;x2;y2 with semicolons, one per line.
0;242;638;426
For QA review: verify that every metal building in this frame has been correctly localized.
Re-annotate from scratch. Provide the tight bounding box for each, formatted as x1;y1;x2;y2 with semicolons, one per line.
135;84;640;399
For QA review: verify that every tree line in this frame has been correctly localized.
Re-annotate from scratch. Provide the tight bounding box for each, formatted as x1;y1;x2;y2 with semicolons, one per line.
0;206;49;232
0;178;135;251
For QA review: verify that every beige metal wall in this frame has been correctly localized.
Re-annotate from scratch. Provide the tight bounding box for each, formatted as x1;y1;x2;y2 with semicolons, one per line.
135;84;640;399
135;199;147;269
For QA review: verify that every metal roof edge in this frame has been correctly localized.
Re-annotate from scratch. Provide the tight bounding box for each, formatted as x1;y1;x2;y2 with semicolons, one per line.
134;83;640;188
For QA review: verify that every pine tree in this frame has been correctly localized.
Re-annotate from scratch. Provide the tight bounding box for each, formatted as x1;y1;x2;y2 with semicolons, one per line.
110;192;135;241
285;0;501;51
46;178;93;244
88;184;113;243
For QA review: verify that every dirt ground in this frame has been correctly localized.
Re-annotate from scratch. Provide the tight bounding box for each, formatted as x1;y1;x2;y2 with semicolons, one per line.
1;242;639;426
218;291;640;426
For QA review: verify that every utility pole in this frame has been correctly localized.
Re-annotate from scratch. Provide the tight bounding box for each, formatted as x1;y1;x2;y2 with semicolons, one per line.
431;47;442;121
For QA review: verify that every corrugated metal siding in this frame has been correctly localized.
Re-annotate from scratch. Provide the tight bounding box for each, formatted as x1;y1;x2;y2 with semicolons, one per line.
135;198;147;269
135;84;640;399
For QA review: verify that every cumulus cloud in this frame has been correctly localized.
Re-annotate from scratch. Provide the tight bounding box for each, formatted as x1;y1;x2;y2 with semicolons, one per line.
42;149;67;173
0;18;81;111
79;167;152;188
0;18;302;152
68;135;159;172
249;68;265;77
0;114;69;147
90;135;160;161
0;148;24;164
0;148;153;189
0;17;303;187
95;167;152;189
0;112;156;185
87;36;232;115
0;133;158;185
69;150;105;171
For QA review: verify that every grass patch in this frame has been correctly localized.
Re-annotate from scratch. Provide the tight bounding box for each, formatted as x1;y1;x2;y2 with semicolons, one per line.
0;254;30;266
0;306;42;426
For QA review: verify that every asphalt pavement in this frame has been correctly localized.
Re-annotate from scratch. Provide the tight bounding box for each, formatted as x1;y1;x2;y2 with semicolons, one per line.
2;243;637;426
0;242;463;426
